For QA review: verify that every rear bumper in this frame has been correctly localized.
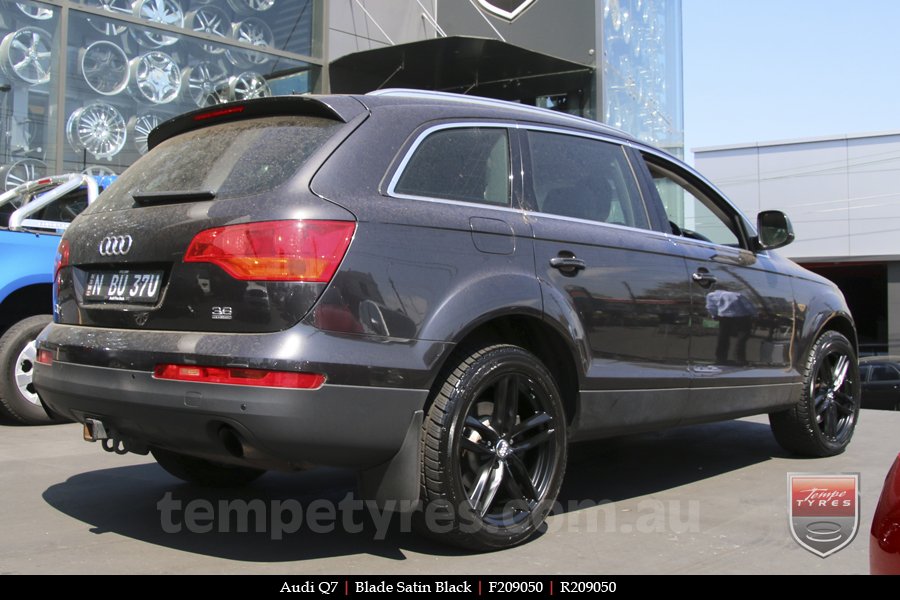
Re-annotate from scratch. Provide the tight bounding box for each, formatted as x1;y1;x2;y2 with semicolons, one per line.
33;323;435;471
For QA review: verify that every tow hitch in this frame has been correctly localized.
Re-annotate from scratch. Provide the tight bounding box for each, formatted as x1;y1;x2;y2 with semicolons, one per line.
83;417;149;455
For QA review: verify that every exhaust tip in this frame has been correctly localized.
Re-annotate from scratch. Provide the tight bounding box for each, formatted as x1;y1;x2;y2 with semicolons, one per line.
218;426;245;458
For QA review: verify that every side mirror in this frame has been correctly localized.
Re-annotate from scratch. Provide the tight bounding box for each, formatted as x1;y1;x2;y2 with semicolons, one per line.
756;210;794;250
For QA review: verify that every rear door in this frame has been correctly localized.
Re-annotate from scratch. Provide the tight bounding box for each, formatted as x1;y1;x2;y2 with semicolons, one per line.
635;150;798;416
862;362;900;410
521;127;693;436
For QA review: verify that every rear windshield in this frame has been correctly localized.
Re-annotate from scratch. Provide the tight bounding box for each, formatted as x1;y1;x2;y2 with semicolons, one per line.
84;116;342;213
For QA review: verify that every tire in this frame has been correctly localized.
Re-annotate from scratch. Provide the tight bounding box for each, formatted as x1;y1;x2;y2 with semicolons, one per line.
0;314;56;425
420;344;567;550
770;331;860;457
151;447;265;487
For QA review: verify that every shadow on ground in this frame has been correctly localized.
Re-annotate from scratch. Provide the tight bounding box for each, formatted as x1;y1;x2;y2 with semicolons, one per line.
42;418;786;561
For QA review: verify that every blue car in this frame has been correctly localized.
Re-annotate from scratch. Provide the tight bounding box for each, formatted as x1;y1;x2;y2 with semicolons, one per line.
0;174;112;424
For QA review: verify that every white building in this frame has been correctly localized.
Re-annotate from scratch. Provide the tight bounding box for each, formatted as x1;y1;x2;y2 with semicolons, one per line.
695;131;900;355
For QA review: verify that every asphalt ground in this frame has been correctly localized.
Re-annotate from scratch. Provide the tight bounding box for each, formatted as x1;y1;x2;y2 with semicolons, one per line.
1;410;896;574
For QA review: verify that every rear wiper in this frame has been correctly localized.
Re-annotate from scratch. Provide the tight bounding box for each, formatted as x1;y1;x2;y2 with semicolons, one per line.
131;190;216;206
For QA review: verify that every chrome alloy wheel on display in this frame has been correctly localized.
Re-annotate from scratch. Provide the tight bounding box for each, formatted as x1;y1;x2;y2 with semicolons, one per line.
182;61;228;107
0;27;52;85
220;71;271;102
226;18;274;68
127;113;161;155
82;165;118;178
130;51;182;104
83;0;131;36
16;2;54;20
187;5;229;54
80;41;130;96
66;102;127;159
131;0;185;48
0;159;47;191
227;0;275;14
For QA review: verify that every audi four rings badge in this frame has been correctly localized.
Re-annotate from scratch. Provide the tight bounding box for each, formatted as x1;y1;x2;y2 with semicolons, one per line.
99;235;133;256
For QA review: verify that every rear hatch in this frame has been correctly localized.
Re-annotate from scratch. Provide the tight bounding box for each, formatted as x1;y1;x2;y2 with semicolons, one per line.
55;98;365;333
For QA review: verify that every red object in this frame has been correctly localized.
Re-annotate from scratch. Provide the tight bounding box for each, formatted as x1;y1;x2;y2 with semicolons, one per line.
54;239;70;277
36;349;53;366
193;105;246;121
184;220;355;282
871;453;900;574
153;364;325;389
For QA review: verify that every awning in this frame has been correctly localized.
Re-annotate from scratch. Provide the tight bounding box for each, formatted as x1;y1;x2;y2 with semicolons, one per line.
328;36;594;100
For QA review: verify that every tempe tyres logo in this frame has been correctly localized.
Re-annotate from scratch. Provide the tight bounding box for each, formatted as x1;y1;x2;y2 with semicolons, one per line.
788;473;859;557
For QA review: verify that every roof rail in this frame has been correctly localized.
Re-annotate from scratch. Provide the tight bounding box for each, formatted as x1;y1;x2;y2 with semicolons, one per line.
366;88;631;138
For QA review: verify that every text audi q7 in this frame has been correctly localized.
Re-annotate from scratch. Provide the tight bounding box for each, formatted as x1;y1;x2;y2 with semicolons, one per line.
33;90;860;550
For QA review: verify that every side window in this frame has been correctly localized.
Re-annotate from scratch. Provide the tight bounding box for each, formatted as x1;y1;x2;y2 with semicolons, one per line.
393;127;510;206
527;130;649;230
645;158;743;247
871;364;900;382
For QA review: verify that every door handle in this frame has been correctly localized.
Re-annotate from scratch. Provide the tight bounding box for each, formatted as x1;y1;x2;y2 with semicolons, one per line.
550;256;586;272
691;269;717;288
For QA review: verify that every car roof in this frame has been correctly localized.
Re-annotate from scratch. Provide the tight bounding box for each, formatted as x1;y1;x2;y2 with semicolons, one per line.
150;90;640;151
359;89;639;141
860;356;900;365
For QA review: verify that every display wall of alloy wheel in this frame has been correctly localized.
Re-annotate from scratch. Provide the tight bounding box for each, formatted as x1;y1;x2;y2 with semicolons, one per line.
220;71;271;102
187;5;229;54
226;18;273;68
84;0;131;36
80;41;130;96
66;102;127;159
131;0;185;48
0;158;47;190
16;2;54;20
127;113;161;155
182;61;228;107
0;26;53;85
227;0;275;14
130;51;182;104
82;165;117;178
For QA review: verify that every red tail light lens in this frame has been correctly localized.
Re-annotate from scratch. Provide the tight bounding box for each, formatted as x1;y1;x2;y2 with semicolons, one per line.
154;364;326;389
55;239;70;277
37;349;54;366
183;220;355;282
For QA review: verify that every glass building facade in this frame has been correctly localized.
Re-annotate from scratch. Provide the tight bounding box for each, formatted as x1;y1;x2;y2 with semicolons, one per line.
601;0;683;156
0;0;322;189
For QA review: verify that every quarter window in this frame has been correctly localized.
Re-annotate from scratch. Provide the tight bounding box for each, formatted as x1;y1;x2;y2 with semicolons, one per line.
527;131;649;230
393;127;510;206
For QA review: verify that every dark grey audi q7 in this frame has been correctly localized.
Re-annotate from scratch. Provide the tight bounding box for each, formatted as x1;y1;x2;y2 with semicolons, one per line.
34;90;859;550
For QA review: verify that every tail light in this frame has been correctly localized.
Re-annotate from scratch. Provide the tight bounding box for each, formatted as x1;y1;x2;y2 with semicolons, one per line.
54;239;70;278
183;220;355;282
154;364;325;389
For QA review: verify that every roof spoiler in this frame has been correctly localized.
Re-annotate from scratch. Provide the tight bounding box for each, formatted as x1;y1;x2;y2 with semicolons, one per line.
147;96;368;151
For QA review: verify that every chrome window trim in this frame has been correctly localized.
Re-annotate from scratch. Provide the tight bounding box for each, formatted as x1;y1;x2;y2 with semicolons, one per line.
386;121;517;209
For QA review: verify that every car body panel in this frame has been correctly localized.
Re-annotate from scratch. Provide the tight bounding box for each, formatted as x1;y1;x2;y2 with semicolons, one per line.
871;453;900;574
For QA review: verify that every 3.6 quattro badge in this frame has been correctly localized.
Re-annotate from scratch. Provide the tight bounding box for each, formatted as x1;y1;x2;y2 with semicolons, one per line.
98;234;133;256
788;473;860;558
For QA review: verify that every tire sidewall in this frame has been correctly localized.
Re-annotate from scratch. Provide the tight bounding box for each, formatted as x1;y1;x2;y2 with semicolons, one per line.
438;347;567;549
805;332;860;453
0;315;54;424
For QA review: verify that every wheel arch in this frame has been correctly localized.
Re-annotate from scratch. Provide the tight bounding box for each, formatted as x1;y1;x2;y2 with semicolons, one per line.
429;310;583;429
0;282;52;336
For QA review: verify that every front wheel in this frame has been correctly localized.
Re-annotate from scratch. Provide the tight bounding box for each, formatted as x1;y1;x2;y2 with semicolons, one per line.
420;344;567;551
0;314;57;424
770;331;860;456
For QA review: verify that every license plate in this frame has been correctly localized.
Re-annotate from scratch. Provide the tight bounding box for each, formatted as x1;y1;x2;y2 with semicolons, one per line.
84;270;163;303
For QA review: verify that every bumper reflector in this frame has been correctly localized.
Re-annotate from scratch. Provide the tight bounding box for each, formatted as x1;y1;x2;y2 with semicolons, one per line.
153;364;325;389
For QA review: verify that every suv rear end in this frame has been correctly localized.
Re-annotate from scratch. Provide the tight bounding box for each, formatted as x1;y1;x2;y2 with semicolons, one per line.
35;97;436;491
